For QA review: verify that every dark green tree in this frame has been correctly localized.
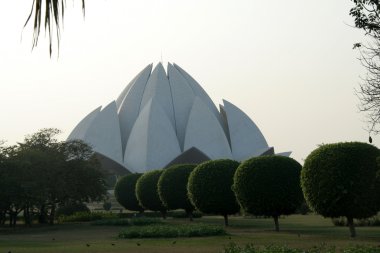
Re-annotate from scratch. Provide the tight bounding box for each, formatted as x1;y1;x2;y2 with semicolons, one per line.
187;159;240;226
0;128;107;226
114;173;144;212
233;156;303;232
135;170;167;218
157;164;197;221
301;142;380;237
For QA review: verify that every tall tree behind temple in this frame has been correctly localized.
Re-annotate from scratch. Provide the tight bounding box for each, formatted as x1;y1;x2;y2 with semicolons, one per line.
350;1;380;134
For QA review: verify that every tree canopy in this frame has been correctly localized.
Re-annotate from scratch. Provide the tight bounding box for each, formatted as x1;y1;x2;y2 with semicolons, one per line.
0;128;107;226
187;159;240;226
233;155;303;232
301;142;380;237
157;164;197;220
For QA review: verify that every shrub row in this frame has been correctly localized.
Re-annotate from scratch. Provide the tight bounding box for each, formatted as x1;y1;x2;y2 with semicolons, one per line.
332;213;380;227
92;217;162;226
223;243;380;253
118;223;226;238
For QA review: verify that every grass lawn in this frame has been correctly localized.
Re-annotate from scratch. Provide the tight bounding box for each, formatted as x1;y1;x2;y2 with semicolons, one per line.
0;215;379;253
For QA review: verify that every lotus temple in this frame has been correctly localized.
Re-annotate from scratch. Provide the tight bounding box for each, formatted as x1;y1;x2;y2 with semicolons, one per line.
68;63;290;174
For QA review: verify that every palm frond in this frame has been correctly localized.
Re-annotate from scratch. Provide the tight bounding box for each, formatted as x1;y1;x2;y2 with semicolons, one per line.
25;0;85;56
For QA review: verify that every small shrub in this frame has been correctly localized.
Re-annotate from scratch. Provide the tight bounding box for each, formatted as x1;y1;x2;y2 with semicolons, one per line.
118;224;226;238
58;211;118;223
92;217;163;226
170;210;202;219
56;202;90;217
332;213;380;227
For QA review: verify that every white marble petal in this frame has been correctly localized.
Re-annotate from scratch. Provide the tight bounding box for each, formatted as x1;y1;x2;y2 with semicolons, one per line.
116;64;153;109
276;151;292;157
83;101;124;166
118;64;152;152
223;99;269;161
140;63;175;128
124;98;181;173
167;63;195;150
173;64;222;122
184;97;232;159
67;106;101;140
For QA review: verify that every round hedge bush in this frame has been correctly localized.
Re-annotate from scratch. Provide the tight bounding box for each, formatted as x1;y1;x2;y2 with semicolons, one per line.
301;142;380;237
56;202;90;217
136;170;167;217
233;155;303;231
187;159;240;226
157;164;196;219
114;173;144;212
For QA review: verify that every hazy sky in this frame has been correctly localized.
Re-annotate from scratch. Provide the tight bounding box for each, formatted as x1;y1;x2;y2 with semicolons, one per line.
0;0;372;163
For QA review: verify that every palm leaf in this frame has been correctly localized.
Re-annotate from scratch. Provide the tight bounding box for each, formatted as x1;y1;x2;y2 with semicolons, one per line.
25;0;85;56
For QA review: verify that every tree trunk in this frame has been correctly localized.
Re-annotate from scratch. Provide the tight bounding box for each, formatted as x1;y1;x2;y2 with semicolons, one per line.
187;211;193;222
38;205;47;224
223;214;229;226
49;205;56;225
347;217;356;238
24;206;31;226
273;215;279;232
161;210;167;220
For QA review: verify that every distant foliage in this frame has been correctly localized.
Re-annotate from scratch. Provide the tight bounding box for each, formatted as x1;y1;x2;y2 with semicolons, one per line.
233;156;303;231
118;224;226;238
187;159;240;226
56;202;90;217
136;170;167;217
301;142;380;237
114;173;144;212
157;164;196;218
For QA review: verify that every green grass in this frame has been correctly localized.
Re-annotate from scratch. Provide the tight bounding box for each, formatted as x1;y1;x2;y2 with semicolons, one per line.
1;215;380;253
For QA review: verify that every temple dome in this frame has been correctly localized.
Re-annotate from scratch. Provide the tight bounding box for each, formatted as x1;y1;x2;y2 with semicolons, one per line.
68;62;290;173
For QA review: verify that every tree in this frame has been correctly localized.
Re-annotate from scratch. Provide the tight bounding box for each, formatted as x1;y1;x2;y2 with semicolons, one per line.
350;1;380;134
233;156;304;232
0;128;107;226
135;170;167;218
114;173;144;212
187;159;240;226
157;164;197;221
301;142;380;237
25;0;85;55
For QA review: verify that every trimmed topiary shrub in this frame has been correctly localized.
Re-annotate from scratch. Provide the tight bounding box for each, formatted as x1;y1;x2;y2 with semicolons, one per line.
301;142;380;237
233;155;303;231
187;159;240;226
136;170;167;218
114;173;144;212
157;164;197;221
56;202;90;217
